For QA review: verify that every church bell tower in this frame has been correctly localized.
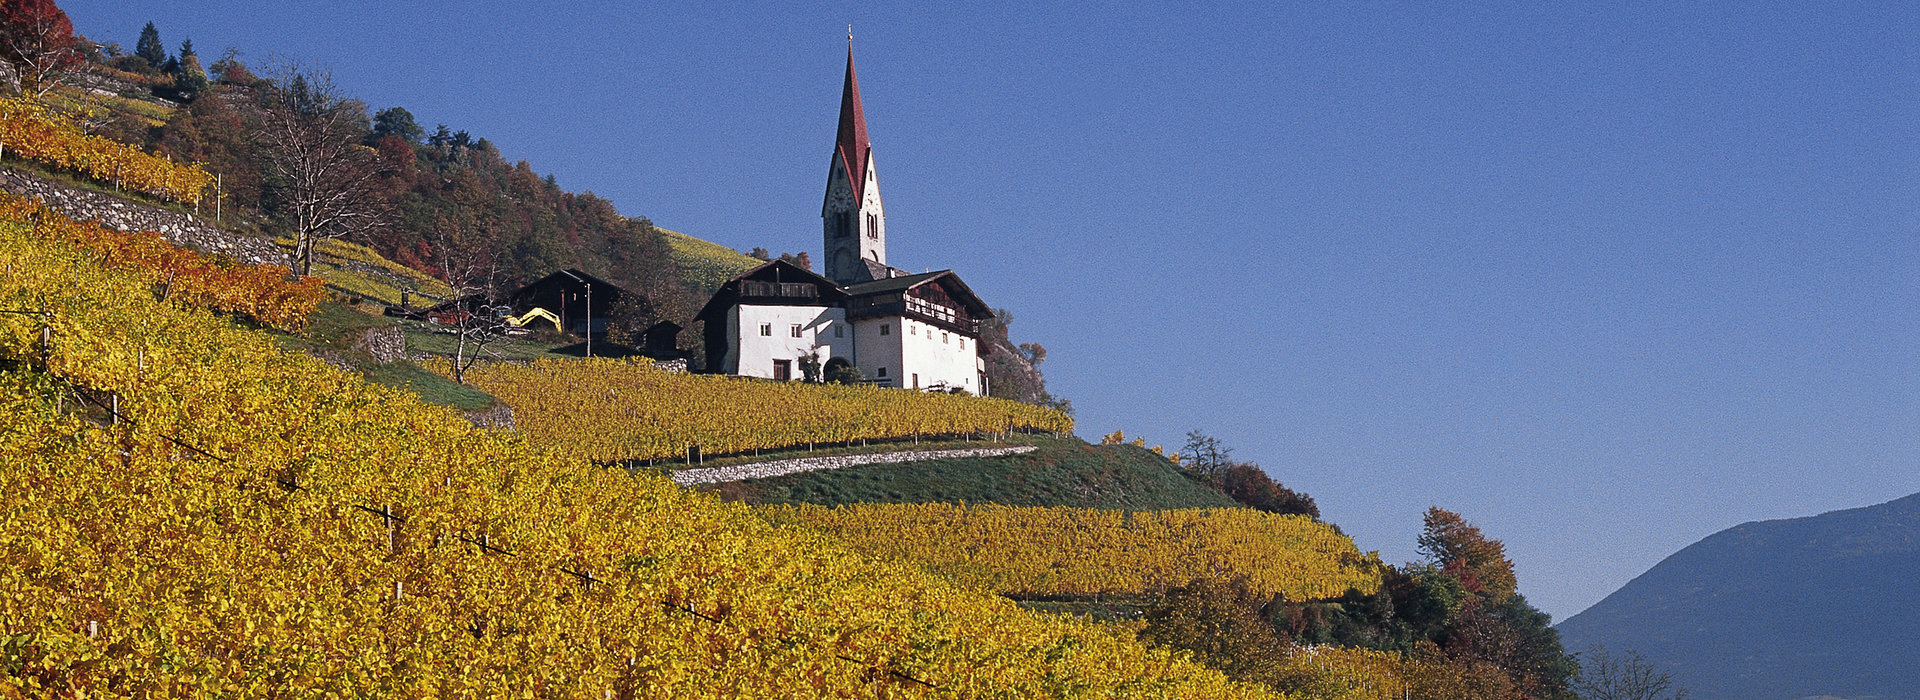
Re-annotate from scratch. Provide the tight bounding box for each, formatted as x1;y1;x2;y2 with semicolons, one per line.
822;40;886;285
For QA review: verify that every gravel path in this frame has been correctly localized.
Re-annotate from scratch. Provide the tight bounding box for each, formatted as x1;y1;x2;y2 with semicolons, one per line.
671;445;1039;486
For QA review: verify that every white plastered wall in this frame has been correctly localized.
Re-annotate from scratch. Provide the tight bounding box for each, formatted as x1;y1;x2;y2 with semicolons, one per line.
727;305;852;379
850;315;903;387
897;317;980;394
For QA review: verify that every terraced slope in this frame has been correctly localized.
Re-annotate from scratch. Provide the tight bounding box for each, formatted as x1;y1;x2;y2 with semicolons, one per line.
0;201;1278;697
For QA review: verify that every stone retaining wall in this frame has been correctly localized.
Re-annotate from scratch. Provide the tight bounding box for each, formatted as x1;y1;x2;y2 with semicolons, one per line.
670;445;1039;486
0;167;285;267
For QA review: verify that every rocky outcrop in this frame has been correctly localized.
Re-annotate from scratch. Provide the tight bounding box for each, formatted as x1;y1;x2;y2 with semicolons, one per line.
0;167;285;267
351;326;407;363
463;403;515;431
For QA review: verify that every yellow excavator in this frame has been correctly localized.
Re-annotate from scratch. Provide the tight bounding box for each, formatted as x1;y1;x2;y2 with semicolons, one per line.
500;307;562;333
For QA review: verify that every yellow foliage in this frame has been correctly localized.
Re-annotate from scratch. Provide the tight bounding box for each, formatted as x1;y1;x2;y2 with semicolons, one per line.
0;96;214;204
0;208;1281;696
760;503;1384;600
1276;646;1413;700
455;358;1074;462
0;196;322;330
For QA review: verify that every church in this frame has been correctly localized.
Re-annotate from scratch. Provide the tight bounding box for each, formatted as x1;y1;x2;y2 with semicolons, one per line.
697;45;993;394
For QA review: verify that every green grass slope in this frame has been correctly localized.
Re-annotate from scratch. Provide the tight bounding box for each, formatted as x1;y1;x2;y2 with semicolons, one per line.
718;434;1240;510
270;300;497;412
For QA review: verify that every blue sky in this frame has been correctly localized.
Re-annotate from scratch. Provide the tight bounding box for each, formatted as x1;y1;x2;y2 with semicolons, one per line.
67;0;1920;620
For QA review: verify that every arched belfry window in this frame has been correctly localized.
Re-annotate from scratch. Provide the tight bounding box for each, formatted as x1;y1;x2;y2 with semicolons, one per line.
835;212;852;239
866;213;878;239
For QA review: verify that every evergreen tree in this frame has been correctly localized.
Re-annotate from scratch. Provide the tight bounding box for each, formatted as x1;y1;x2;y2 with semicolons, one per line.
175;52;208;95
177;38;194;59
134;21;165;68
372;106;424;144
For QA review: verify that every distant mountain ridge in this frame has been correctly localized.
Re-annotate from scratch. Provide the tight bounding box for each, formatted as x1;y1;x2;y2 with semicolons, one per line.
1557;492;1920;700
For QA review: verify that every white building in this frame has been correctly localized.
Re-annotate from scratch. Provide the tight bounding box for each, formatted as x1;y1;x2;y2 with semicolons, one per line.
697;45;993;393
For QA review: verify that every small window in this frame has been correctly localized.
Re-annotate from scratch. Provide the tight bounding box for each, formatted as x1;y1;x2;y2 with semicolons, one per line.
834;324;844;338
942;332;949;344
759;323;771;337
912;373;919;389
959;338;966;350
790;324;802;338
909;325;916;336
877;367;887;378
867;213;878;239
880;324;890;336
773;359;791;381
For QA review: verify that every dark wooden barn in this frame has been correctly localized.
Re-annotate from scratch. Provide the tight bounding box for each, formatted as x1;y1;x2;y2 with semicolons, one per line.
505;268;634;336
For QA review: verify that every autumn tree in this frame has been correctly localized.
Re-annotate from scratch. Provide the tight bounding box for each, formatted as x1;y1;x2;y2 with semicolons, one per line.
1419;507;1519;603
1415;507;1579;699
603;292;657;348
776;251;812;271
0;0;82;96
1139;578;1288;687
250;64;391;275
208;47;253;85
1212;463;1319;518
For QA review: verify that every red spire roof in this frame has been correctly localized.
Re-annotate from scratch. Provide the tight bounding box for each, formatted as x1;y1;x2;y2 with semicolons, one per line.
835;47;872;203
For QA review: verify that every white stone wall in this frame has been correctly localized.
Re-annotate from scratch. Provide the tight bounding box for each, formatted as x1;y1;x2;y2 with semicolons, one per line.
726;305;852;379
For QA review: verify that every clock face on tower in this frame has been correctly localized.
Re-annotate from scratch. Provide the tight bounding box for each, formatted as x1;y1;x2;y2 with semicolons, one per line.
826;173;855;211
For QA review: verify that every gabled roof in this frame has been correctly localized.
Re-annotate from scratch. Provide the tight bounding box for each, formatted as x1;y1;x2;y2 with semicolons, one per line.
695;259;848;320
843;269;994;319
841;269;946;295
835;47;872;203
513;268;629;297
859;258;907;282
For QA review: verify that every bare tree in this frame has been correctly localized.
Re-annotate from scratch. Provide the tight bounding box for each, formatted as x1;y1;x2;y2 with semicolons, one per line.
431;224;504;385
1572;645;1688;700
250;64;389;276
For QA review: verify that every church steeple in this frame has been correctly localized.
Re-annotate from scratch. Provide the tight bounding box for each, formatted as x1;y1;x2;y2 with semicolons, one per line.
823;41;886;285
836;46;871;206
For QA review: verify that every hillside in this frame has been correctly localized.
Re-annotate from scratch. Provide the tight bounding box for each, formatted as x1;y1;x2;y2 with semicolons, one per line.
720;433;1240;510
0;194;1282;696
1557;492;1920;700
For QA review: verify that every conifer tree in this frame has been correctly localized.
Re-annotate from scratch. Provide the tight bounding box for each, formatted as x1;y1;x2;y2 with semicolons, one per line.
175;51;207;94
134;21;165;68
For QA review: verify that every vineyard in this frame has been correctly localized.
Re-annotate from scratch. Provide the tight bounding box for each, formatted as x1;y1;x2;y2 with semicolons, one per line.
759;503;1385;601
658;225;762;292
457;358;1075;463
0;205;1306;695
0;97;215;205
0;196;322;330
